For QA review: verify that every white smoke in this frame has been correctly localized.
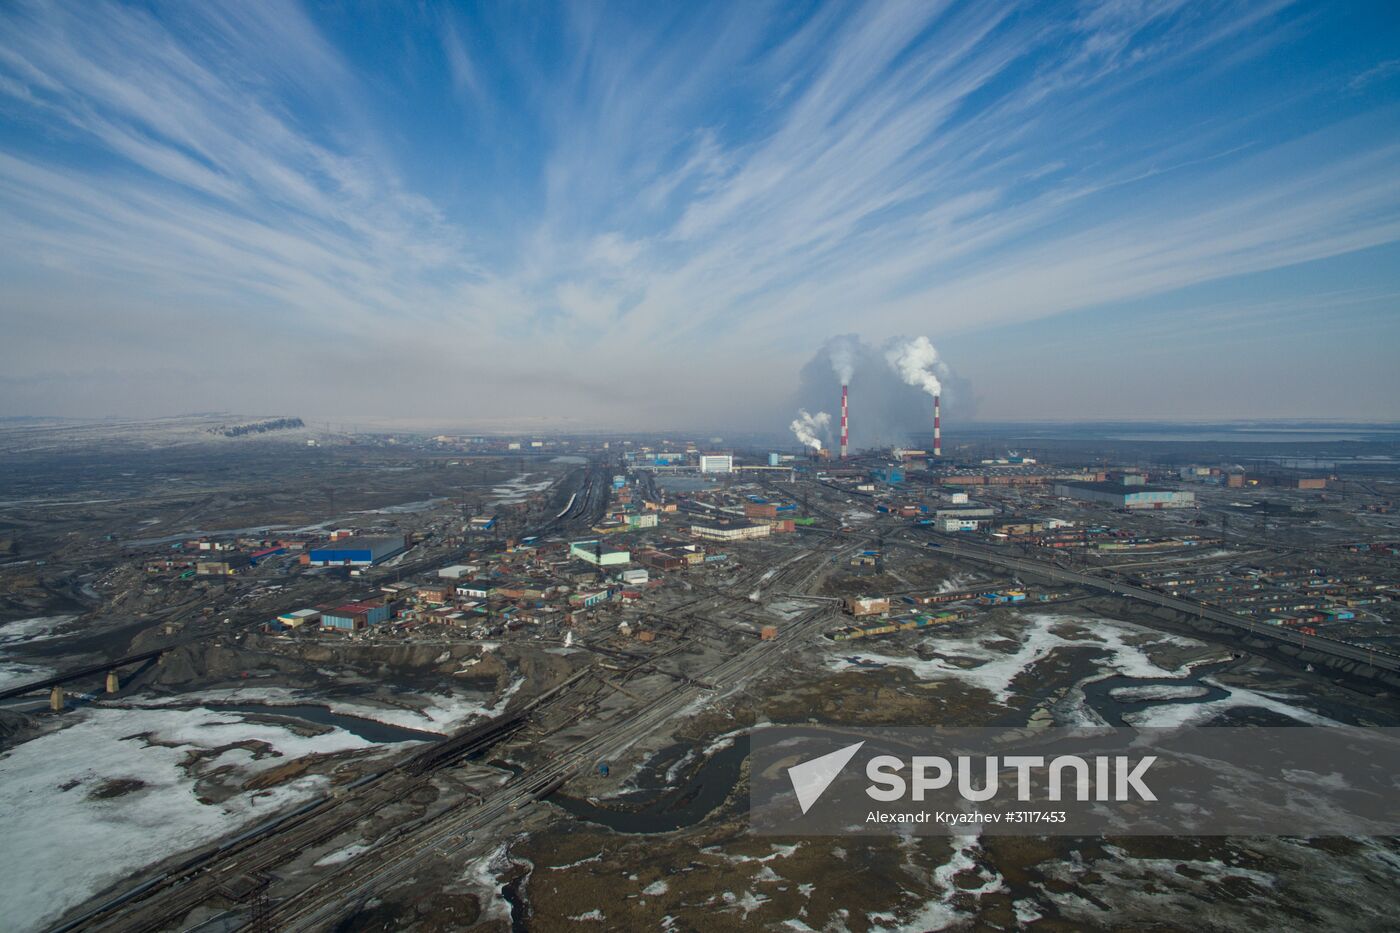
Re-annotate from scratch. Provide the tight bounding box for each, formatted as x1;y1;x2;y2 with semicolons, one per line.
827;334;860;386
790;409;831;450
884;336;947;398
793;334;969;449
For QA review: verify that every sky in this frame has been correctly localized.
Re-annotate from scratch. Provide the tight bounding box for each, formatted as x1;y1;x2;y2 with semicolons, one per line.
1;0;1398;431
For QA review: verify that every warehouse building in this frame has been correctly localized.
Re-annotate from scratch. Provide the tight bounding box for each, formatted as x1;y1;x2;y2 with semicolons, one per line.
1053;481;1195;510
321;601;392;631
307;535;407;566
276;608;322;628
690;520;771;541
196;555;250;576
699;454;733;474
569;540;632;566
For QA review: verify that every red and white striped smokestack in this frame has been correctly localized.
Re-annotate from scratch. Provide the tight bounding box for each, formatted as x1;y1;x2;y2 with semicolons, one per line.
840;384;849;459
933;394;942;458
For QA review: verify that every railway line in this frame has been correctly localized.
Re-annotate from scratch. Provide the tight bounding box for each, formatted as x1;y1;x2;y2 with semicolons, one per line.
56;488;837;933
271;600;839;931
7;460;612;705
67;669;595;933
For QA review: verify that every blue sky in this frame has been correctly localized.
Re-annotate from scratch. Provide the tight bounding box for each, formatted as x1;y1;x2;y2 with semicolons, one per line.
1;1;1398;428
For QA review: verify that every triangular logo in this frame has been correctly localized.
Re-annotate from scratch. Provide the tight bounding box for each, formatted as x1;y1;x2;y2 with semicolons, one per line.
787;741;864;814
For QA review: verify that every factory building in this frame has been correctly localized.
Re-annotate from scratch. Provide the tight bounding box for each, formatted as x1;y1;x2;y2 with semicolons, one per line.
871;466;904;485
689;521;771;541
456;580;495;598
276;608;321;628
569;540;632;566
307;535;407;566
196;555;250;576
699;454;733;474
744;502;779;520
321;601;391;631
934;507;995;521
844;596;891;617
1053;481;1196;510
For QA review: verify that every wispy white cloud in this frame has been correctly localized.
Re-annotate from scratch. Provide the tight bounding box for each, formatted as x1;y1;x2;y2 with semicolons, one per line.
0;0;1397;424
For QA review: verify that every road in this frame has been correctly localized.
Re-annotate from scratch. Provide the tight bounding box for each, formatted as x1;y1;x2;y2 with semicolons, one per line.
906;529;1400;674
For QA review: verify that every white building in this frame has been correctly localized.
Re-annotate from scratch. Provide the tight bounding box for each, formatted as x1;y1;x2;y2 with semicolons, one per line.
699;454;733;474
690;521;770;541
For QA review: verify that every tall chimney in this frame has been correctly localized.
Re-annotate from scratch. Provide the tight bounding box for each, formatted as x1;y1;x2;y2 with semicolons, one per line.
933;394;942;458
840;384;849;459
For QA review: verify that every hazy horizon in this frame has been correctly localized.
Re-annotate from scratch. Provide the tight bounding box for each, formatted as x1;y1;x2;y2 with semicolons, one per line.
2;2;1399;429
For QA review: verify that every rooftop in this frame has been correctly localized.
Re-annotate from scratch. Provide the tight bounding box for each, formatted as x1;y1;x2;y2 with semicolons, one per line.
312;535;404;550
1058;481;1178;495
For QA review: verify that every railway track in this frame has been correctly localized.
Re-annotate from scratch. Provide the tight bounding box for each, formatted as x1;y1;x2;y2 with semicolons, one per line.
66;677;594;933
267;554;842;930
60;498;835;932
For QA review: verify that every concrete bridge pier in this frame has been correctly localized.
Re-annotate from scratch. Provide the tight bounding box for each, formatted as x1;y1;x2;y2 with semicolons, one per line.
49;685;65;711
106;671;120;694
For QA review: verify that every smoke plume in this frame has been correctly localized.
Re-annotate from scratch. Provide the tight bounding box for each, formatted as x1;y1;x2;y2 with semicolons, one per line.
789;409;831;450
827;334;860;386
884;335;947;398
790;334;971;450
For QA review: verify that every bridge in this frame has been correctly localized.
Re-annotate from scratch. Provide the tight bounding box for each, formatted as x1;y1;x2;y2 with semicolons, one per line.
0;647;167;705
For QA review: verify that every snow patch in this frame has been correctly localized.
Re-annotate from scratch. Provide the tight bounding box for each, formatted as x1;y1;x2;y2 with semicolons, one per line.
0;705;391;933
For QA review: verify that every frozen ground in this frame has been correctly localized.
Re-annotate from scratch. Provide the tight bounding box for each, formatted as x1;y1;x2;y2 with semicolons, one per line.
869;832;1003;932
826;610;1338;729
1031;838;1400;930
827;611;1202;704
0;705;406;932
0;614;78;692
123;679;524;734
486;473;555;506
1122;681;1339;727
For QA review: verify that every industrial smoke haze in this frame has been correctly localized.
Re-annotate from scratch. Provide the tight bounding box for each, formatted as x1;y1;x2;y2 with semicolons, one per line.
885;335;947;398
790;409;832;450
791;335;970;450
